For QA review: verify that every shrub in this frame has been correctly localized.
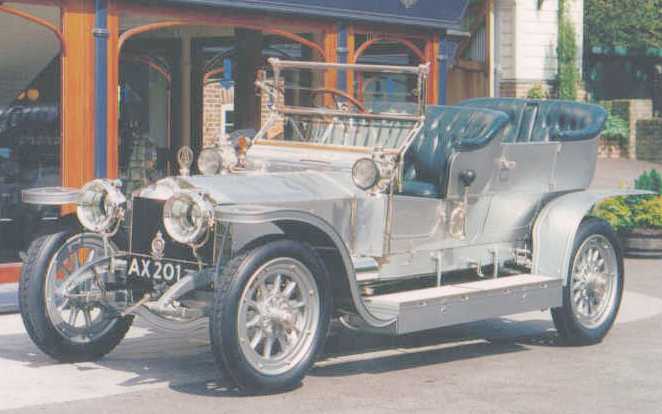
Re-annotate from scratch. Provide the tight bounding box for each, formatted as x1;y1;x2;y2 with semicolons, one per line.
557;0;579;100
601;113;629;146
592;197;634;232
635;169;662;195
527;84;547;99
593;170;662;231
633;197;662;230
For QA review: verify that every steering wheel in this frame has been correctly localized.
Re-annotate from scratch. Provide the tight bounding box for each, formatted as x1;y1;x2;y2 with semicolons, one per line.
310;88;367;113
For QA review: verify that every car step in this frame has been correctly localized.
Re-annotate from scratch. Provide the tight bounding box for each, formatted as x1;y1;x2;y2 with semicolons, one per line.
365;274;562;335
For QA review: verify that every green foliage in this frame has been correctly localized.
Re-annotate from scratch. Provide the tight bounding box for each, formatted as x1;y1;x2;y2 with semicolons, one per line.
635;169;662;195
592;197;634;231
557;0;579;100
601;113;629;145
585;0;662;50
594;170;662;231
632;197;662;230
527;84;547;99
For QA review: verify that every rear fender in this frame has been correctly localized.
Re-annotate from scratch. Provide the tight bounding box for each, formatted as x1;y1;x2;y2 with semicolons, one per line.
532;190;649;285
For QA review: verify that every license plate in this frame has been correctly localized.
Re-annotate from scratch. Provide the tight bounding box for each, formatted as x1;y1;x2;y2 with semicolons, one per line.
127;257;186;284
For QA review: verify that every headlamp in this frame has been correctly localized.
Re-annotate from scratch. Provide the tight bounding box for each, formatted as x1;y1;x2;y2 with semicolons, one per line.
352;158;381;191
163;191;214;246
198;148;224;175
77;179;126;234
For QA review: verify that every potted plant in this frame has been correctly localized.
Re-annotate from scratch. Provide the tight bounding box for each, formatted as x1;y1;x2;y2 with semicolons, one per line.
593;169;662;257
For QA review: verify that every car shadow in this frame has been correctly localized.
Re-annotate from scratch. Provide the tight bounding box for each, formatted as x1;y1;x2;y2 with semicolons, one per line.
0;314;560;398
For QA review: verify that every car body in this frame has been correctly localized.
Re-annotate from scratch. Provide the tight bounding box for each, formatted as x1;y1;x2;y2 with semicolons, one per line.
20;59;643;392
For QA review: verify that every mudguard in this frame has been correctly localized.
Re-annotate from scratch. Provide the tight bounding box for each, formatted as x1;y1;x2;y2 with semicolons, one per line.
215;204;396;329
532;189;649;285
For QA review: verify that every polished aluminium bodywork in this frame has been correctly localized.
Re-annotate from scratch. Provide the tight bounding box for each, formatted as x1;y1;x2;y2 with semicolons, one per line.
37;60;642;336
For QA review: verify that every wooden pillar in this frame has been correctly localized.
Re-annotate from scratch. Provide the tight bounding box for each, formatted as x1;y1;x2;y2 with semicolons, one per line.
323;27;337;83
322;28;337;106
234;29;263;130
426;33;440;105
346;25;356;96
60;0;95;195
181;32;192;146
106;0;119;178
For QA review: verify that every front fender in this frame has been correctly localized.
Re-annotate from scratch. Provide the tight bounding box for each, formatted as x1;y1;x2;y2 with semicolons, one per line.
532;189;649;285
215;204;395;329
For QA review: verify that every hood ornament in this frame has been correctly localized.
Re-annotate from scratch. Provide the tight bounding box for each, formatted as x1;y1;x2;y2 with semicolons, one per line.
151;231;166;260
177;146;194;176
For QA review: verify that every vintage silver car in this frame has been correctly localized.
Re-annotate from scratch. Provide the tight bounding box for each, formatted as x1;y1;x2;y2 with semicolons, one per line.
19;59;642;392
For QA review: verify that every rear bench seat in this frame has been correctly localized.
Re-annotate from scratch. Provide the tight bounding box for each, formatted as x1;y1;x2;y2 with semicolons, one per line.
457;98;607;143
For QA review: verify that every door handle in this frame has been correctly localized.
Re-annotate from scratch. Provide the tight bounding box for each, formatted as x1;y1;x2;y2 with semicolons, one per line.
498;157;517;170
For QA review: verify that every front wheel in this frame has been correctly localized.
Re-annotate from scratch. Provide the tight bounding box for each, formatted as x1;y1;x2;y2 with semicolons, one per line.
19;231;133;362
210;239;332;392
552;218;624;345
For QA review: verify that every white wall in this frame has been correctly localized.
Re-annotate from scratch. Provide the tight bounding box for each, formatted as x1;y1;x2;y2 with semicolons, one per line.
495;0;584;85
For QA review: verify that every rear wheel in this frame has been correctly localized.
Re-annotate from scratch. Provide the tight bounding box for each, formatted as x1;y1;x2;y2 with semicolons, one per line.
19;231;133;362
210;239;332;392
552;218;624;345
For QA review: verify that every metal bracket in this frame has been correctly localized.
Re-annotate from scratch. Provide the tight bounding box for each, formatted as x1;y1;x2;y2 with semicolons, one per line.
92;28;109;38
431;251;444;286
489;247;499;279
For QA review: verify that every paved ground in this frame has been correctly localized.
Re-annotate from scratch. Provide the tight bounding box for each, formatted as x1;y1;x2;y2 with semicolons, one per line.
0;158;661;413
592;158;660;190
0;284;17;314
1;258;661;413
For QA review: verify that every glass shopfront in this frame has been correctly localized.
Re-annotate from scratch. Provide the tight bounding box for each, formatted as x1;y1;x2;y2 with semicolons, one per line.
0;3;61;263
0;60;61;263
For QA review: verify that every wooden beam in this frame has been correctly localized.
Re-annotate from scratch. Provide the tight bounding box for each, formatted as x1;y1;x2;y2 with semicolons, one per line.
323;28;338;105
346;25;356;96
106;0;119;178
351;36;426;64
120;1;327;34
60;0;95;212
426;33;440;104
0;4;65;55
118;20;327;61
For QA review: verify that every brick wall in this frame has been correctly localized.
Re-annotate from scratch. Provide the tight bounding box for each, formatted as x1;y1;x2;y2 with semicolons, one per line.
203;80;284;144
600;99;653;159
636;119;662;164
202;82;234;147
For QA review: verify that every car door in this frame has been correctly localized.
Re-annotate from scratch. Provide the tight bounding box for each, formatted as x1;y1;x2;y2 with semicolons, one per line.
380;106;508;279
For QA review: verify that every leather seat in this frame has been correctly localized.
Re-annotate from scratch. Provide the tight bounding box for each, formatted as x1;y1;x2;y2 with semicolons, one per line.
458;98;607;143
401;106;508;198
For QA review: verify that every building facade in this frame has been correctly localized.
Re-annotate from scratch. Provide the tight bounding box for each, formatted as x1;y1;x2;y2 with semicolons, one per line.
494;0;584;98
0;0;585;280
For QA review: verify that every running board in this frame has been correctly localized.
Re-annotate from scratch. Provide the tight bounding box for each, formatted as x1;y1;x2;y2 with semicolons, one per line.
365;275;562;335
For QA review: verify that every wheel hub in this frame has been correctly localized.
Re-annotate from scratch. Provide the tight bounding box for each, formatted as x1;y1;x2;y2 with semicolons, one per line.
44;234;121;344
570;234;619;329
237;257;320;376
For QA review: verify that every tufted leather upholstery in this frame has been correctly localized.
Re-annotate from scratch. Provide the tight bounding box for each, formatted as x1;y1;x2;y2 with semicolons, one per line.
401;106;508;198
458;98;608;144
291;115;416;149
